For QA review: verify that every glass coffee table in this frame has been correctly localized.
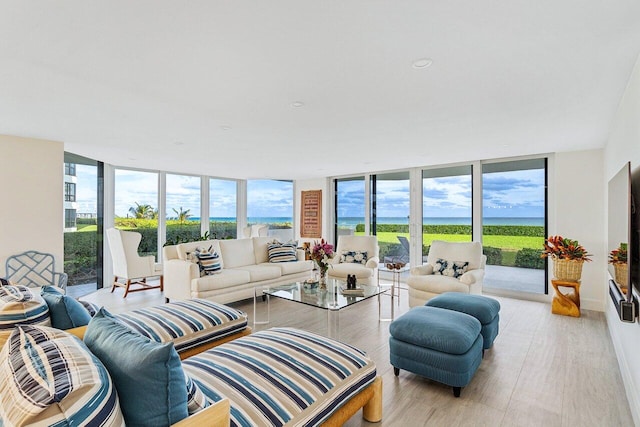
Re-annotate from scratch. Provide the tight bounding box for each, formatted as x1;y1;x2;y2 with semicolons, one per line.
256;278;387;339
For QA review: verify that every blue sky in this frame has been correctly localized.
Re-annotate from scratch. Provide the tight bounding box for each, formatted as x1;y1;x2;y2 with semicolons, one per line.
74;167;544;219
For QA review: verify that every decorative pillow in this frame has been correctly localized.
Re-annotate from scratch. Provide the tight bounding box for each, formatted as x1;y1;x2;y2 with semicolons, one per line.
186;374;211;415
432;258;448;275
83;308;188;426
195;246;222;275
0;285;50;331
41;285;92;330
448;260;470;278
0;278;16;286
340;250;368;265
267;241;298;263
0;324;125;426
79;300;101;317
432;258;469;278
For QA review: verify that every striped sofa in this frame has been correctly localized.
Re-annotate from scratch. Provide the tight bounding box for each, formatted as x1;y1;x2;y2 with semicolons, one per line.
0;324;382;426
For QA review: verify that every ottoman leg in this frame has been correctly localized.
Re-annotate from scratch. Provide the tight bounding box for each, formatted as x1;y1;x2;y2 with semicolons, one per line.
394;367;400;376
453;387;461;398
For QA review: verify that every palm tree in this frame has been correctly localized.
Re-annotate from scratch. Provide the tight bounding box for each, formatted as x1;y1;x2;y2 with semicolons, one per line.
172;207;192;224
129;202;154;219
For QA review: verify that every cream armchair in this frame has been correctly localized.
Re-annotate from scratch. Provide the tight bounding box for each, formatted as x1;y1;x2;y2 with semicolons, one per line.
106;228;163;298
327;235;379;286
407;240;485;307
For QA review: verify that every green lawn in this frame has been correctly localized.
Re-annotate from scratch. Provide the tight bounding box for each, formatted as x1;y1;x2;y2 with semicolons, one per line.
366;232;543;251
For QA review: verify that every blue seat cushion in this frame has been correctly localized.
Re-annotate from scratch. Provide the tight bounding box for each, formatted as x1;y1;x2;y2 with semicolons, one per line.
426;292;500;324
389;306;481;354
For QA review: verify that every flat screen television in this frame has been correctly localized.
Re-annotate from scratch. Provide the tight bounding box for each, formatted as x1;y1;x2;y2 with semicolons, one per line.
608;161;639;321
631;164;640;297
608;162;631;299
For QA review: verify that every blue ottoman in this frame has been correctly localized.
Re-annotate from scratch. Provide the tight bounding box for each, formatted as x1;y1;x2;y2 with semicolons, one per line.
426;292;501;350
389;306;483;397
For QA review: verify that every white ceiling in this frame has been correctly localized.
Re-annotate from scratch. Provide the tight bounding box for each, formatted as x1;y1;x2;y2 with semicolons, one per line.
1;1;640;180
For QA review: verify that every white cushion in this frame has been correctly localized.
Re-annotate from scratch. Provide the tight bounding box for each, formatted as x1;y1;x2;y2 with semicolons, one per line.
252;236;274;264
406;274;471;294
427;240;482;270
192;269;251;292
260;260;313;275
233;265;282;282
219;239;256;268
328;262;374;279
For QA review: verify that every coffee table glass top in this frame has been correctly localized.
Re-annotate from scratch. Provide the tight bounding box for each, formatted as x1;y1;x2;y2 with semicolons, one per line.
263;279;384;311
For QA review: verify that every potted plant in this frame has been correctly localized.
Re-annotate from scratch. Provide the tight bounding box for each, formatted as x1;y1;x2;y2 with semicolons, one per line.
609;242;628;288
542;235;592;281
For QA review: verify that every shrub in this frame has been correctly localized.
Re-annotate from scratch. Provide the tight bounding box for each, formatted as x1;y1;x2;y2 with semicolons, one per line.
515;248;546;269
483;246;502;265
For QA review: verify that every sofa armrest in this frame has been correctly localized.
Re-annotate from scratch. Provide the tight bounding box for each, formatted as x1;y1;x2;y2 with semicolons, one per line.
164;259;200;301
410;264;433;275
296;249;306;261
459;268;484;285
365;256;379;269
173;399;230;427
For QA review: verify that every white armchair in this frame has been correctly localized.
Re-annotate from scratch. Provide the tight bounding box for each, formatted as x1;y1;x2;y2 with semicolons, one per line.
327;235;380;286
242;224;269;238
106;228;163;298
407;240;486;307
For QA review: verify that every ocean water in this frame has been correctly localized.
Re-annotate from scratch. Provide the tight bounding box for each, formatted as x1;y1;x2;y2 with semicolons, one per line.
199;216;544;227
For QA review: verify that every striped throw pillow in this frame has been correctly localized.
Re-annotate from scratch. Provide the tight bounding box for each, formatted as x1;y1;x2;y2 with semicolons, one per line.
195;247;222;275
267;241;298;263
0;285;51;331
0;325;125;426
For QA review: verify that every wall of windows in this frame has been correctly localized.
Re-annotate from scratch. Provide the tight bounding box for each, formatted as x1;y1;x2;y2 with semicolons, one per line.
330;157;548;295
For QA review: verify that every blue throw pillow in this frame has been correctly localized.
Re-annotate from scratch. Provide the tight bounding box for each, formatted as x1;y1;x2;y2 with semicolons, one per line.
83;308;188;427
41;286;92;330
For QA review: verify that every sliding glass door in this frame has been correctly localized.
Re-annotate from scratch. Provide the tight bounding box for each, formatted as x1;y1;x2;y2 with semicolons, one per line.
210;178;237;239
335;177;366;240
481;159;547;293
371;172;410;263
114;170;159;259
422;166;473;261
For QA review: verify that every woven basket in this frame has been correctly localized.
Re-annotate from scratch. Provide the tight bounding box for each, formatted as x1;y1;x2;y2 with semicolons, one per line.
553;259;584;281
614;263;629;287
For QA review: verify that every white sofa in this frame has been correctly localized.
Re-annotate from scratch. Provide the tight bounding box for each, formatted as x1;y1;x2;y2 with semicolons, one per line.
163;237;313;304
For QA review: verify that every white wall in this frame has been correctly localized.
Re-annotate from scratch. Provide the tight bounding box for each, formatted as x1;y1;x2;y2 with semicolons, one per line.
604;52;640;426
0;135;64;276
552;150;606;311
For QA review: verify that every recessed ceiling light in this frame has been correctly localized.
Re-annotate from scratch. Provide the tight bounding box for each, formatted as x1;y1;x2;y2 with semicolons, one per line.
220;126;232;131
412;58;433;69
291;101;305;108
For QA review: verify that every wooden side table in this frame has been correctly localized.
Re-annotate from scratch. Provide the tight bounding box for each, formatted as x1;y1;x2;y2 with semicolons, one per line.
551;279;580;317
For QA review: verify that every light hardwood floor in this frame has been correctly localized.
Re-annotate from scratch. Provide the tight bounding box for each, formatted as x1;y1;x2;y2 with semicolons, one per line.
81;286;634;427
